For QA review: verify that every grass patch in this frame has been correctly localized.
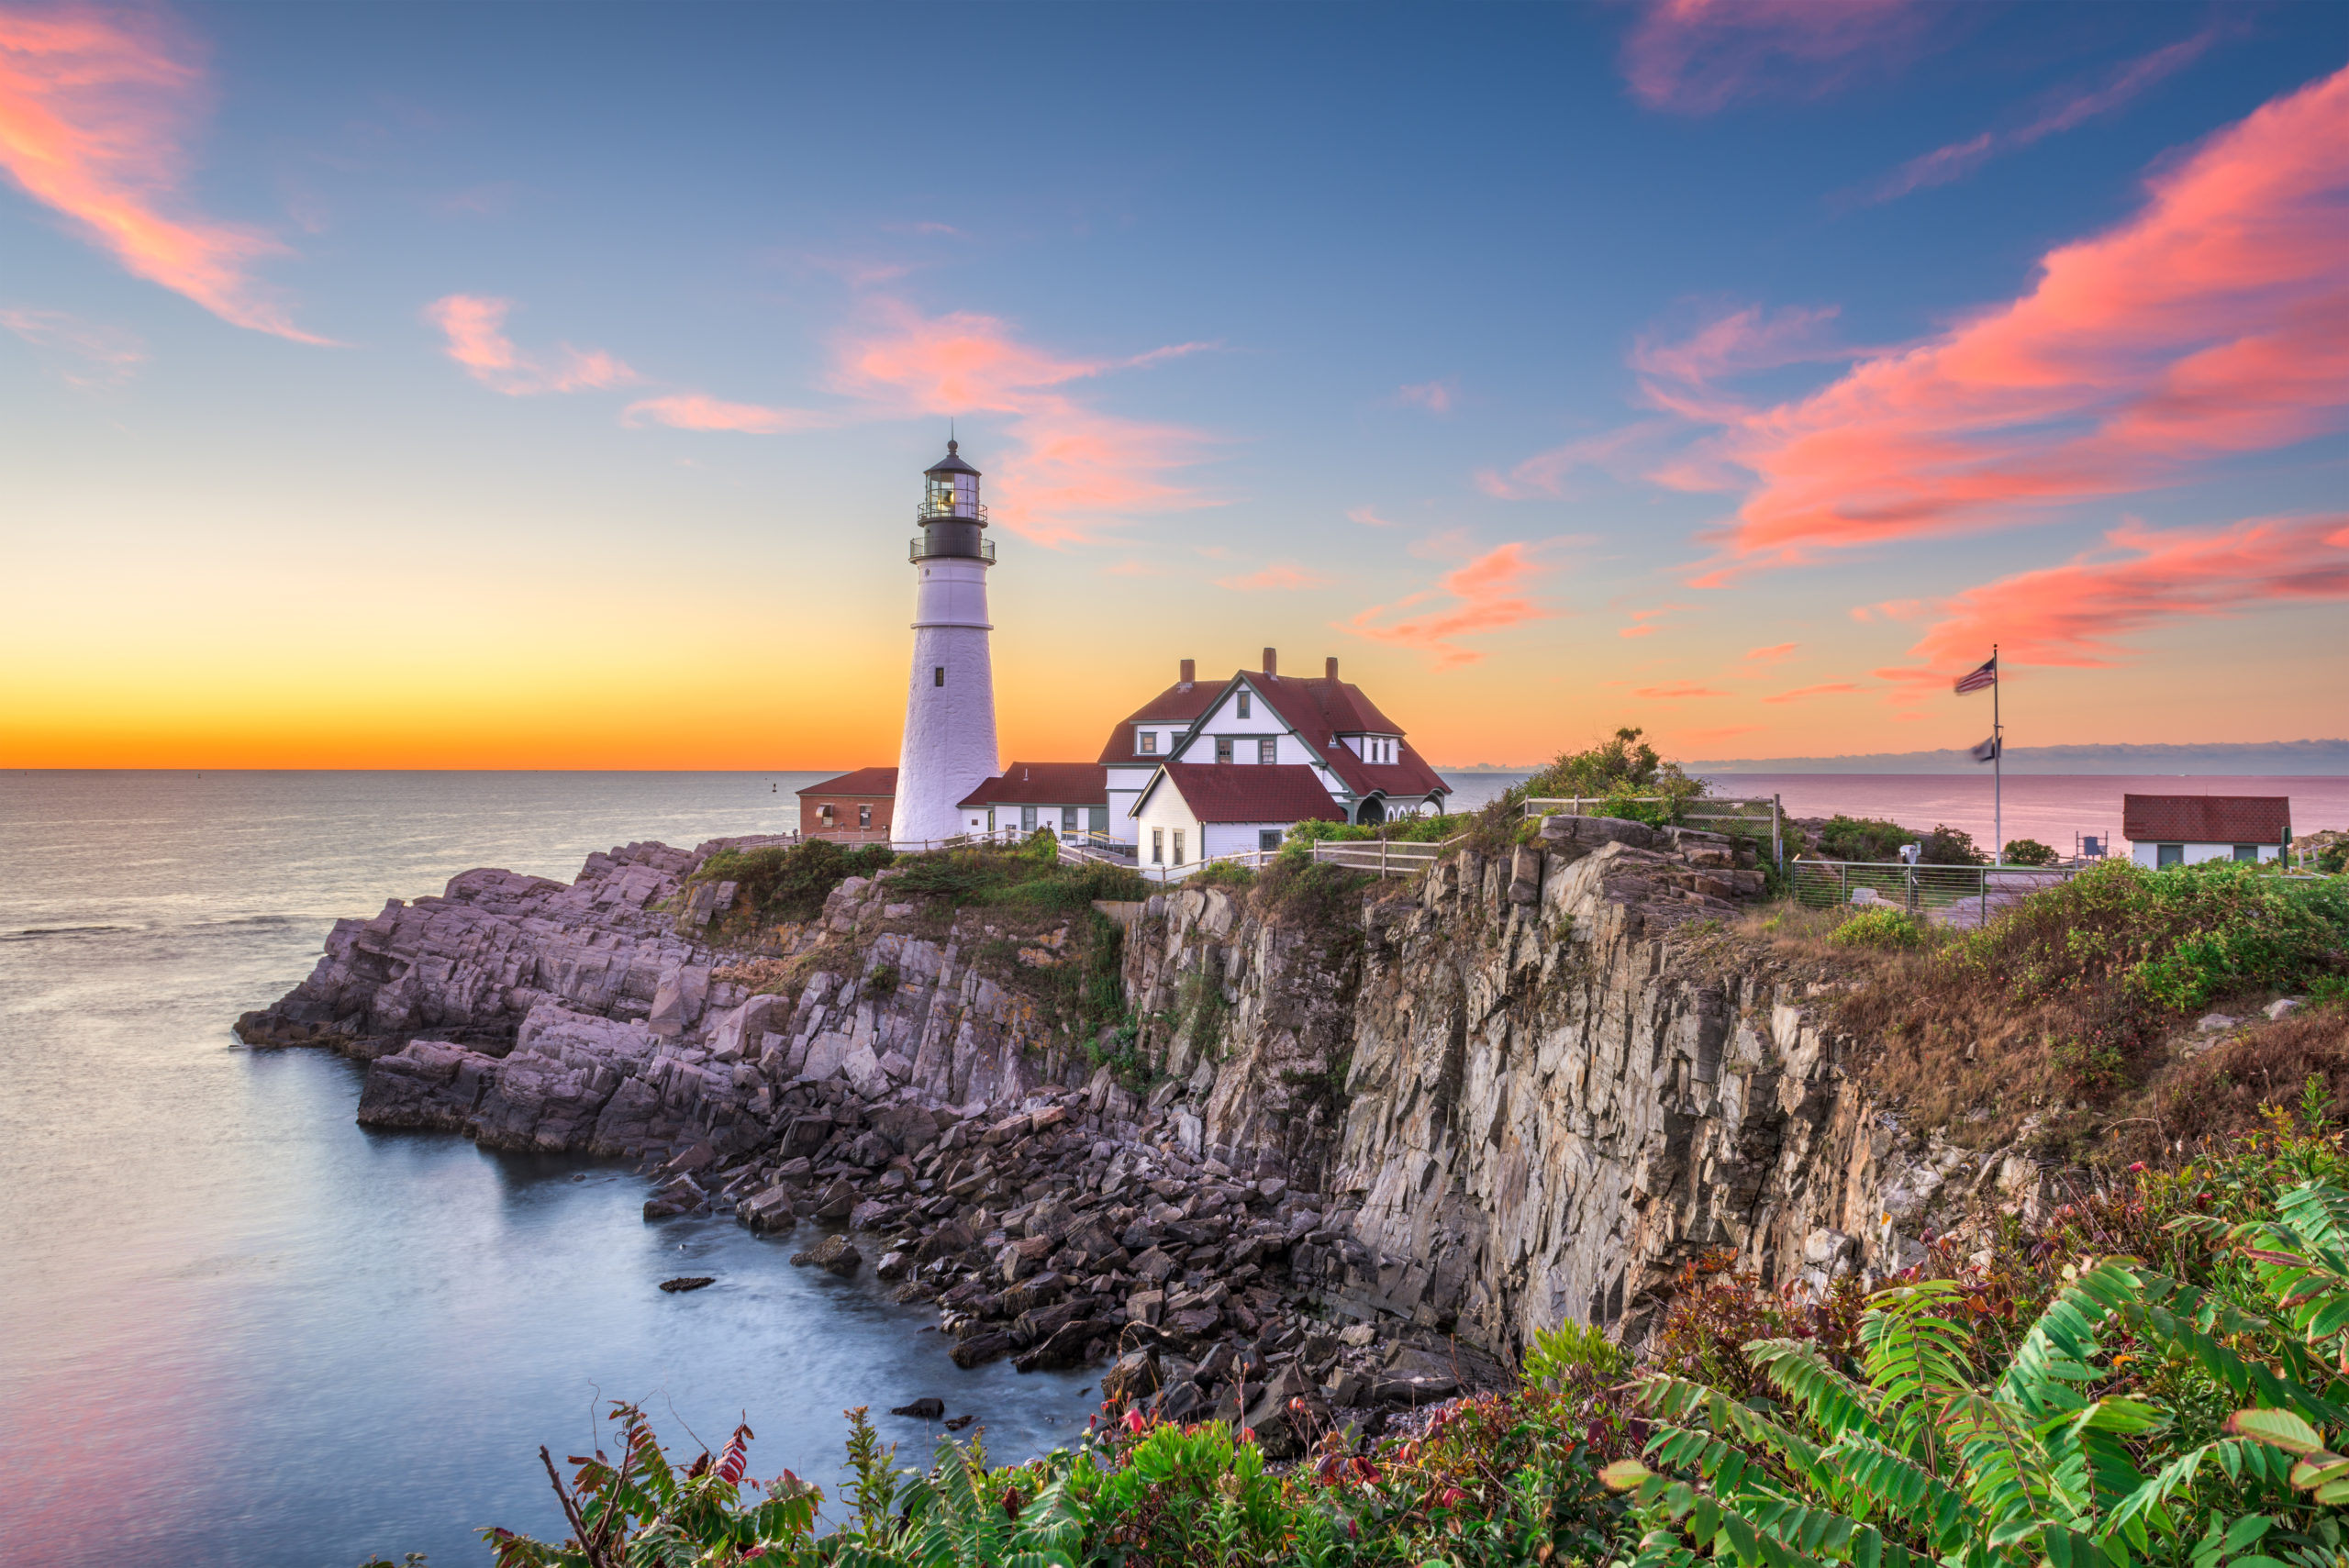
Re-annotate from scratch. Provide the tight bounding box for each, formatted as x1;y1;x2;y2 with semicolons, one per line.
692;840;896;933
1808;859;2349;1153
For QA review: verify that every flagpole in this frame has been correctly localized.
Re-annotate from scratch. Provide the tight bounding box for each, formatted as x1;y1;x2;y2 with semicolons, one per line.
1992;642;2002;866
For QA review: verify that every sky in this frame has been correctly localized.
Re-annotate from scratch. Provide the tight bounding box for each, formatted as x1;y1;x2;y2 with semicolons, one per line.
2;0;2343;770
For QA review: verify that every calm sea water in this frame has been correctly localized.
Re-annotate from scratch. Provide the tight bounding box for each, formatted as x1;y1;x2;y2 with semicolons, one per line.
5;769;2341;1565
0;773;1104;1568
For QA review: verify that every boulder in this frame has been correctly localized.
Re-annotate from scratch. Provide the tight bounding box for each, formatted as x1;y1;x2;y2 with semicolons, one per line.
1101;1348;1162;1404
951;1331;1014;1369
890;1396;945;1419
790;1234;863;1276
740;1186;798;1232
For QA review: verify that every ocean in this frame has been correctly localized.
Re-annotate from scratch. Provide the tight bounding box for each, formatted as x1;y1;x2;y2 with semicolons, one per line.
4;767;2341;1565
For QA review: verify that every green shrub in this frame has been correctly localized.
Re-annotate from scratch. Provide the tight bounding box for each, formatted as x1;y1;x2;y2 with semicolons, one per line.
697;840;896;924
2004;837;2059;866
1511;726;1704;822
1810;815;1985;865
1524;1318;1628;1388
1828;907;1925;950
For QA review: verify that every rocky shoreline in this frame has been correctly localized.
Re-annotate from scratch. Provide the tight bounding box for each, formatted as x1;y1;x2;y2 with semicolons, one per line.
238;818;2048;1449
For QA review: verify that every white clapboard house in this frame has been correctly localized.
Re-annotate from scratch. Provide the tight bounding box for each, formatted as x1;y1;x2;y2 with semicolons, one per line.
1097;648;1450;866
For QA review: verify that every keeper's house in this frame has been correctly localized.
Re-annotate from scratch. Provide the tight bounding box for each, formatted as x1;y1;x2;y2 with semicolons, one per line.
797;767;896;841
957;762;1110;841
2122;794;2290;868
1108;647;1450;862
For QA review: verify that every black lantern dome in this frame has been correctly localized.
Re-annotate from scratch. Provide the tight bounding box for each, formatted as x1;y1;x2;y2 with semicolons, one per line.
912;439;993;563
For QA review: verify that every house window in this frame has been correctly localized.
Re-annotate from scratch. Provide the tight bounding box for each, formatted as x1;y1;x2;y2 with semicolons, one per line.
1259;828;1282;851
1062;806;1078;834
1216;737;1233;763
1021;806;1038;834
1236;692;1252;719
818;803;835;822
2157;844;2184;868
934;666;944;687
1173;830;1186;865
986;807;996;832
1139;730;1157;754
2233;844;2261;862
1258;738;1275;765
1088;806;1108;833
1152;828;1163;864
858;804;871;829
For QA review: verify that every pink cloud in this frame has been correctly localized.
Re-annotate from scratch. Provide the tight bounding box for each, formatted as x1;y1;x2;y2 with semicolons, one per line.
423;295;635;395
1620;603;1690;639
1761;682;1862;705
1217;562;1334;592
0;6;321;339
1396;378;1456;414
1477;419;1680;499
1896;513;2349;673
1860;32;2217;205
1687;64;2349;579
0;305;143;386
1741;641;1798;665
621;394;824;434
1346;506;1396;528
1631;305;1845;387
1633;682;1727;700
1344;541;1556;669
827;302;1214;546
1620;0;1930;115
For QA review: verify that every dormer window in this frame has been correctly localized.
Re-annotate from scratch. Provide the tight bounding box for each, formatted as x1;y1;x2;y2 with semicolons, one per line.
1139;730;1158;755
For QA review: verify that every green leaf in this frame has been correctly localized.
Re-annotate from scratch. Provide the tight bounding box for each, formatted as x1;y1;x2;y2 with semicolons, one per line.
2225;1409;2326;1455
1604;1459;1654;1491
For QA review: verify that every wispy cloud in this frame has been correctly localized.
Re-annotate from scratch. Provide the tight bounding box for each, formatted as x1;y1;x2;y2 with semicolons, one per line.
1346;506;1397;528
1633;682;1727;699
423;295;636;395
1857;32;2217;205
1217;562;1334;592
1898;513;2349;673
1619;603;1690;639
1680;64;2349;581
827;302;1216;546
0;6;323;340
1631;304;1845;387
1762;682;1861;704
1619;0;1930;115
1343;541;1558;668
1476;419;1680;499
0;305;144;386
1740;641;1799;667
621;393;825;434
1395;378;1457;414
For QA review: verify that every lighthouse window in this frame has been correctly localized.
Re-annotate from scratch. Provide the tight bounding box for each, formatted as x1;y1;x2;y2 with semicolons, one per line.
933;666;944;687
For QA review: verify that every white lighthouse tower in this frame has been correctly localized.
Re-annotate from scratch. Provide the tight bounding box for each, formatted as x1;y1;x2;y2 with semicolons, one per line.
892;440;1000;842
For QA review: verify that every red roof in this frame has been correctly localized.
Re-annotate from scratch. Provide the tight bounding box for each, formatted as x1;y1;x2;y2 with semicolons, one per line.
957;762;1108;808
796;767;896;798
2122;795;2290;844
1142;762;1347;825
1097;679;1221;765
1239;674;1450;805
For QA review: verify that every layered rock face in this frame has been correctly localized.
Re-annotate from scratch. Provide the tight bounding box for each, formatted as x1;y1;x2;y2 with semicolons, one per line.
1122;817;1978;1361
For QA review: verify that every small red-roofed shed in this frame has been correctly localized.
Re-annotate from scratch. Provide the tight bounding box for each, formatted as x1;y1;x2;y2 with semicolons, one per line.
2121;794;2290;868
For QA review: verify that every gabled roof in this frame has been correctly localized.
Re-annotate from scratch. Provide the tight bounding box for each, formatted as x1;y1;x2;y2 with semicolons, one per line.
2122;795;2291;844
1221;673;1449;803
958;762;1108;808
797;767;897;798
1138;762;1347;825
1097;680;1220;765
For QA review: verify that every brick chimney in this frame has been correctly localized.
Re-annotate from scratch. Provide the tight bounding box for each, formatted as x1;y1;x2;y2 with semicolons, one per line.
1326;656;1339;680
1178;658;1195;688
1262;647;1278;677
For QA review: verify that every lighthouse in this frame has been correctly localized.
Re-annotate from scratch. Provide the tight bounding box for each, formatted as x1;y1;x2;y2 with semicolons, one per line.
892;440;1001;842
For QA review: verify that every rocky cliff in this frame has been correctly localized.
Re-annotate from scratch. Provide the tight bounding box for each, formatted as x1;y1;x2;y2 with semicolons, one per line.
239;819;2036;1417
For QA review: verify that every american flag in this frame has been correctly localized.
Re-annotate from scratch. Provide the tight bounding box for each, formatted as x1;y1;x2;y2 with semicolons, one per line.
1970;736;2000;763
1954;655;1997;694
